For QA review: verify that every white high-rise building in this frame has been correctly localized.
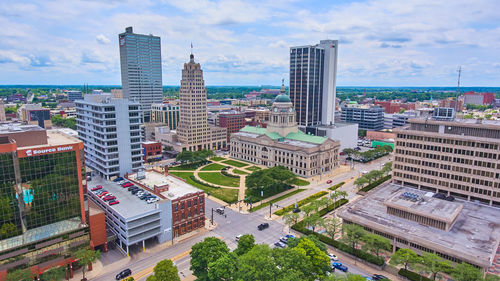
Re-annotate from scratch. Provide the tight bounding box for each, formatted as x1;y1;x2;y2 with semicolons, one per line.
119;26;163;122
290;40;338;127
76;94;143;179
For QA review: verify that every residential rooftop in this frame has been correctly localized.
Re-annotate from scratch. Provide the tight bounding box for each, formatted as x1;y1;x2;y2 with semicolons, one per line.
338;183;500;268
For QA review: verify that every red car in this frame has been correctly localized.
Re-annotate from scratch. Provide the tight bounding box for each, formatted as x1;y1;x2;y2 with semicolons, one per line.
109;200;119;205
122;182;133;188
91;185;103;191
327;180;332;184
103;195;116;201
98;191;109;198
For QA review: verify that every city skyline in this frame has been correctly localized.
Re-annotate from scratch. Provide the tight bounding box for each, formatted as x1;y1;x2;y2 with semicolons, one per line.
0;0;499;86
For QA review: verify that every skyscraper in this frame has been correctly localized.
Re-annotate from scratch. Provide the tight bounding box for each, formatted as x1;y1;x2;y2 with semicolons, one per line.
289;40;338;127
119;26;163;122
175;53;226;151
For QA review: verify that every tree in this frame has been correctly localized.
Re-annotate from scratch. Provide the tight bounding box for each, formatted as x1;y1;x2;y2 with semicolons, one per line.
451;262;482;281
367;170;383;182
322;217;342;240
358;129;367;138
40;266;66;281
382;161;392;176
283;212;300;230
74;248;101;281
337;191;348;200
293;238;330;278
237;244;279;281
382;145;393;153
208;253;237;281
246;166;297;197
234;234;255;256
389;248;418;270
303;213;323;232
176;150;194;163
354;176;369;189
288;235;327;254
273;248;314;281
342;148;356;158
342;224;366;251
421;253;452;281
190;237;230;281
146;259;180;281
317;197;331;211
361;233;391;257
6;268;32;281
302;203;317;217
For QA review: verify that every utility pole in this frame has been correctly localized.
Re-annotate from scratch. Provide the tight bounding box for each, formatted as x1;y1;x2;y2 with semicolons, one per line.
269;203;272;219
211;208;214;225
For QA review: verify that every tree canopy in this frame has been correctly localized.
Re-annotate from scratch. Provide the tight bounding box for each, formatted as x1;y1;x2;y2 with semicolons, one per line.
176;149;215;163
190;237;230;281
389;248;418;270
234;234;255;256
146;259;180;281
245;166;297;197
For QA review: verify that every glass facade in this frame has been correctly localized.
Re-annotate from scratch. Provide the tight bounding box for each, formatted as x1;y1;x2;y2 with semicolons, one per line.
0;152;21;240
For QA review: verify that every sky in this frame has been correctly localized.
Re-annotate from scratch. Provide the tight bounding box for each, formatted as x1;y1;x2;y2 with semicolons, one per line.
0;0;499;86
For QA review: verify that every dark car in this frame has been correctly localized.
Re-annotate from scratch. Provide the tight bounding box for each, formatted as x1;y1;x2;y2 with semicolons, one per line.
131;189;140;195
332;262;348;272
113;177;124;182
128;186;138;191
372;274;389;280
115;268;131;280
258;223;269;231
292;208;301;213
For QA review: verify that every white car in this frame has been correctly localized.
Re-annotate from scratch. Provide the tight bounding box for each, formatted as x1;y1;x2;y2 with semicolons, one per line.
136;191;144;197
147;198;159;204
236;234;243;241
327;253;339;261
362;170;368;175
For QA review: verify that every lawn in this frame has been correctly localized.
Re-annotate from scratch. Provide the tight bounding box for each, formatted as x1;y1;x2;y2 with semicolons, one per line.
232;169;249;175
222;159;249;168
170;172;238;203
245;166;261;172
200;163;227;171
291;178;310;186
249;189;305;212
198;172;240;187
169;161;210;171
210;156;226;161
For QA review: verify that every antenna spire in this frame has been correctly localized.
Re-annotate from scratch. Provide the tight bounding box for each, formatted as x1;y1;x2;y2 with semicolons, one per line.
455;66;462;112
190;42;193;55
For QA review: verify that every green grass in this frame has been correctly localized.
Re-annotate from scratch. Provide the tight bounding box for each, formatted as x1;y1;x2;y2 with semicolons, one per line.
274;191;328;216
232;169;249;175
200;163;227;171
291;178;310;186
249;189;305;212
198;172;240;187
222;159;249;168
245;166;261;172
328;182;345;191
210;156;225;161
169;161;210;171
170;172;238;203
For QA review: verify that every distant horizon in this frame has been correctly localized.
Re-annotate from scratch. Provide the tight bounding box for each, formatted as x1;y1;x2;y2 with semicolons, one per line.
1;85;500;89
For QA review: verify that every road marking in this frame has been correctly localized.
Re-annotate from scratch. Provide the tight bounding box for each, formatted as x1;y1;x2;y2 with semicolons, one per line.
130;249;192;281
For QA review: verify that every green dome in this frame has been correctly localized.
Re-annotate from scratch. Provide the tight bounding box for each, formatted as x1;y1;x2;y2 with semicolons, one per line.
275;94;291;103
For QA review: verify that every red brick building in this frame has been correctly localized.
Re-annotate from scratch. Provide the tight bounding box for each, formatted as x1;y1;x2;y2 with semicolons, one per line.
171;192;205;237
218;111;246;143
375;101;416;114
142;141;162;162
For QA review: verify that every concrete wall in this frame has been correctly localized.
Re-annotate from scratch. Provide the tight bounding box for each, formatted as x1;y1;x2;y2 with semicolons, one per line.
321;123;358;150
157;200;173;243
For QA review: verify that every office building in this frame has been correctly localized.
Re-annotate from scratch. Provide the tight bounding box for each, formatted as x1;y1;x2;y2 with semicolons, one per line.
18;104;52;129
230;92;340;177
340;105;384;131
75;94;143;179
7;94;26;103
384;111;417;129
0;125;89;277
142;141;162;162
151;103;180;130
338;183;500;273
463;91;495;106
218;111;246;144
374;101;416;114
67;90;83;102
290;40;338;127
174;53;226;151
119;26;163;122
393;118;500;206
440;98;464;112
87;169;205;255
0;101;5;122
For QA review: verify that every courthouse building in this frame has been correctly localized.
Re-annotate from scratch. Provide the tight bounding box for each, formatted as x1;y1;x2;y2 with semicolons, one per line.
230;92;340;177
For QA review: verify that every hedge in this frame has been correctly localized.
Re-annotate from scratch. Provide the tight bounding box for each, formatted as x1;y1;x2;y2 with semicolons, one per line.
189;175;220;189
291;199;385;267
398;269;433;281
221;169;240;178
328;182;345;191
360;175;391;192
274;191;328;216
249;189;305;213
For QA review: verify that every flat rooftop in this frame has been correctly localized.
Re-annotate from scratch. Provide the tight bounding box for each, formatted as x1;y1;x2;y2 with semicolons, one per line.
87;177;158;220
0;123;44;133
128;171;202;200
142;140;160;145
338;183;500;268
384;190;463;224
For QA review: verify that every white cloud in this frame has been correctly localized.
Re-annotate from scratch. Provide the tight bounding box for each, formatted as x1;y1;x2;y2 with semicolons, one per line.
96;34;111;44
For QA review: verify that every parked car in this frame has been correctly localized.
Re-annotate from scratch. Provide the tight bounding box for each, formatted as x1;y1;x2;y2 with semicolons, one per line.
140;194;150;200
236;234;243;241
91;185;103;191
327;253;339;261
113;177;124;182
103;195;116;201
280;234;295;244
98;192;109;198
115;268;131;280
147;198;159;204
131;189;140;195
292;208;301;213
216;207;224;215
122;182;133;188
332;262;348;272
326;180;332;184
257;223;269;231
109;200;120;206
128;186;138;191
94;189;106;194
136;191;144;197
274;241;286;248
372;274;389;280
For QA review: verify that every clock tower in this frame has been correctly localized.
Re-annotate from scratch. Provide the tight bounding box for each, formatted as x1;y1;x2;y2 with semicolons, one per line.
266;80;299;137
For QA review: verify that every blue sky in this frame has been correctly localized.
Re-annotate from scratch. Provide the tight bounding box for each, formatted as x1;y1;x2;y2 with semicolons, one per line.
0;0;499;86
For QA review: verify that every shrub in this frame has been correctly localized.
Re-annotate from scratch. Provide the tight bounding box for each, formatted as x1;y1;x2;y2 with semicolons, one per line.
189;175;220;189
398;269;433;281
317;199;348;217
274;191;328;216
328;182;345;191
221;169;240;178
360;175;391;192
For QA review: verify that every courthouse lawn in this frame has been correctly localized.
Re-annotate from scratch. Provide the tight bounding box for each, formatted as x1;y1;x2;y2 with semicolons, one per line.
222;159;249;168
210;156;226;161
200;163;227;171
198;172;240;187
169;172;238;203
232;169;249;175
291;178;310;186
245;166;261;172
